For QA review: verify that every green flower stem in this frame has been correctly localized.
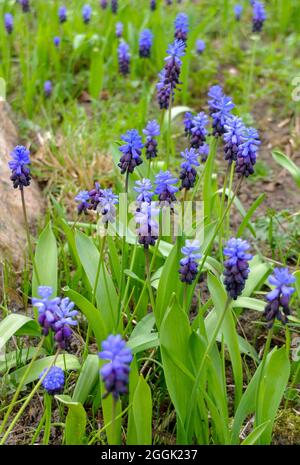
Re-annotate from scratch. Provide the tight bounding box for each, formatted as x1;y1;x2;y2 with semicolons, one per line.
117;172;129;324
185;296;232;436
20;188;41;286
219;164;231;263
226;162;235;238
30;409;47;444
0;349;60;445
0;335;45;436
88;403;131;445
254;327;274;429
43;393;52;445
166;100;172;168
145;247;155;313
245;35;259;113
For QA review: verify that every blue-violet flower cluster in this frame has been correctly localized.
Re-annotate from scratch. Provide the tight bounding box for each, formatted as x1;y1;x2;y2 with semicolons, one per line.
223;238;252;300
263;268;295;326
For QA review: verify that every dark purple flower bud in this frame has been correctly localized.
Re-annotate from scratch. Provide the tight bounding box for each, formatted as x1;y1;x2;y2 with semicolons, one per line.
115;21;123;38
223;238;252;300
155;170;178;207
111;0;118;14
89;182;103;210
44;80;53;98
223;116;246;164
184;112;194;136
196;39;205;55
18;0;30;13
53;36;61;47
234;4;243;21
263;268;295;327
75;190;90;214
156;40;186;109
118;41;130;76
252;1;266;33
99;335;133;399
236;126;260;177
179;240;201;284
135;202;159;248
174;13;189;43
32;286;60;336
4;14;13;34
40;367;65;395
139;29;153;58
143;120;160;159
82;4;92;24
118;129;144;174
179;148;200;190
58;6;67;23
150;0;156;11
8;145;31;189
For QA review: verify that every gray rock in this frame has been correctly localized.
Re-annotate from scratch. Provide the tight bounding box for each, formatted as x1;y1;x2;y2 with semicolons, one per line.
0;102;43;267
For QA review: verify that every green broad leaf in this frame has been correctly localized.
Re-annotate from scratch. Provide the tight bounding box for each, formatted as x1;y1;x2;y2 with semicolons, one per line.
0;314;38;351
203;137;218;225
243;258;270;297
294;270;300;300
241;420;271;445
75;231;119;333
55;395;87;445
256;346;290;444
63;287;107;347
124;269;145;284
272;150;300;188
89;48;104;98
101;384;122;445
131;375;152;445
155;239;184;328
72;354;99;404
32;222;58;298
59;219;81;268
233;297;265;312
0;347;46;374
160;299;194;441
11;355;80;386
207;274;243;408
128;314;159;354
106;235;121;285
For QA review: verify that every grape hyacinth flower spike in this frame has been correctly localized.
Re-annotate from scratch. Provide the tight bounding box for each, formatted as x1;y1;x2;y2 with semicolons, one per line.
118;129;144;175
223;238;252;300
100;0;108;9
174;13;189;43
139;29;153;58
111;0;118;14
155;170;179;207
143;120;160;159
58;6;67;23
53;36;61;47
199;143;209;163
190;112;209;149
118;41;130;76
236;126;260;177
263;268;295;327
82;4;92;24
40;367;65;395
135;202;159;248
150;0;156;11
234;4;243;21
134;178;154;205
89;182;103;210
156;40;186;109
97;188;118;224
18;0;30;12
115;22;123;38
4;14;13;34
8;145;31;189
252;1;266;33
196;39;205;55
32;286;60;336
53;298;78;349
223;116;246;165
44;80;53;98
99;335;133;399
208;86;235;136
75;190;90;214
179;240;202;284
179;148;200;190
